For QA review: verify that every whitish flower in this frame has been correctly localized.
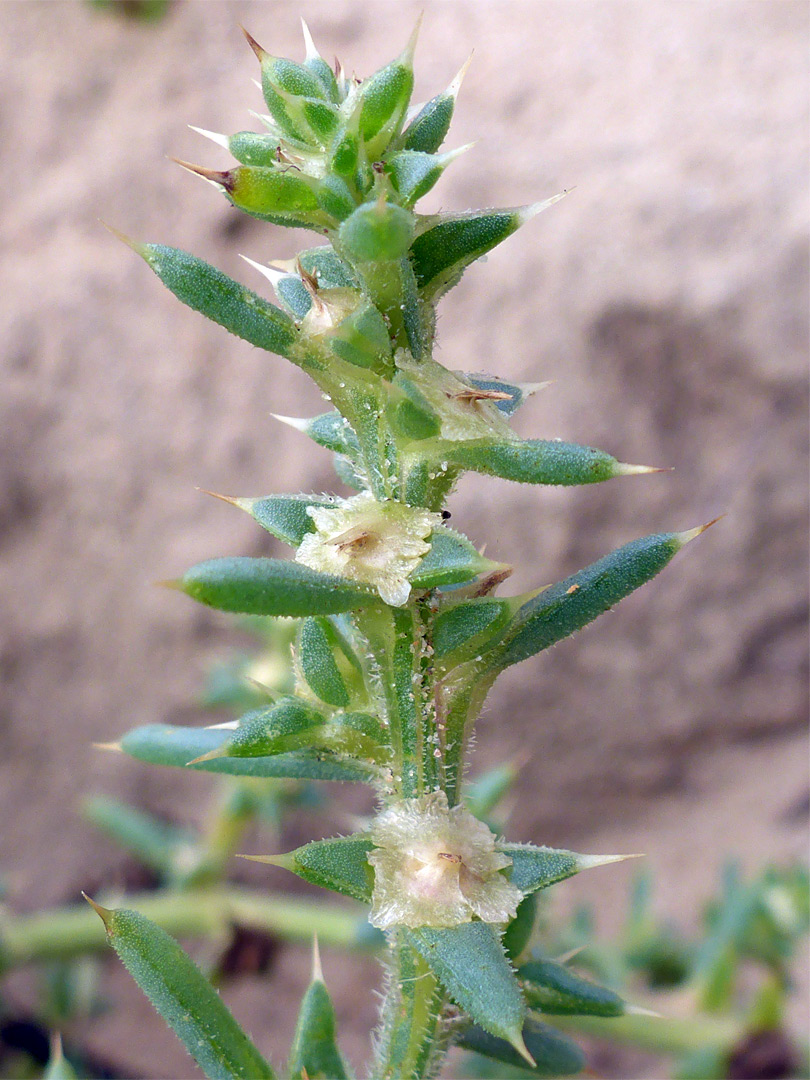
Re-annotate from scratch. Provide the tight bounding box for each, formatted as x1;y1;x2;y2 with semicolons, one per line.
295;491;440;607
368;790;522;929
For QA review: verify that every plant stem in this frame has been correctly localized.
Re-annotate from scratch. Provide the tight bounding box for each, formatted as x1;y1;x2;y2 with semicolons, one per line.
0;887;375;973
552;1010;743;1055
374;933;450;1080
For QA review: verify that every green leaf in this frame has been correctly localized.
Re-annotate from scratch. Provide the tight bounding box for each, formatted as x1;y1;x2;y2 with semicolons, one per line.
411;527;503;590
89;903;274;1079
439;438;630;486
234;494;334;546
387;149;454;207
503;895;537;964
288;964;348;1080
410;198;560;299
400;90;455;154
266;835;374;903
357;35;415;157
339;199;415;262
175;557;375;617
519;959;625;1017
119;724;371;783
501;844;581;896
491;531;689;671
227;699;327;757
139;245;297;358
299;618;350;707
433;598;512;661
228;131;280;167
223;166;331;229
294;411;362;456
408;922;526;1050
458;1016;585;1077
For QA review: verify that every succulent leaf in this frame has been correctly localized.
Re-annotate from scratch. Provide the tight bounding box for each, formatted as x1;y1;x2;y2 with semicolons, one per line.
287;956;349;1080
87;903;275;1079
457;1016;585;1077
519;959;626;1017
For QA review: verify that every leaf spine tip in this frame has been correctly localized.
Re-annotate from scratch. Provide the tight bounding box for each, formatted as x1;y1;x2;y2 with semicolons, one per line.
448;52;473;98
614;462;671;476
677;515;724;546
82;892;113;930
99;220;144;255
519;190;570;224
271;412;310;433
186;746;227;765
235;852;292;868
188;125;230;150
239;253;289;287
170;158;232;191
553;943;587;964
300;17;319;61
401;10;424;66
577;852;644;870
92;741;122;753
512;1032;536;1068
155;578;183;592
240;25;267;61
196;486;243;508
626;1004;663;1017
311;934;324;982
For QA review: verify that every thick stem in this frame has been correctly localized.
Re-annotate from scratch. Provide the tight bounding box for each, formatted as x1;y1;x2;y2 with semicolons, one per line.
373;932;450;1080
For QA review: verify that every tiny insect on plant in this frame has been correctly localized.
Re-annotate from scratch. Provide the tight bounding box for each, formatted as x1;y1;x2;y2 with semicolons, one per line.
91;16;716;1079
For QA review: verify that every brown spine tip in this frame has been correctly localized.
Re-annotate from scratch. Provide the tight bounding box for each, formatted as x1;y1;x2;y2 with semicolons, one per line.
240;25;268;62
186;745;228;766
235;852;293;869
99;220;144;255
82;891;113;931
196;487;242;508
171;158;233;191
155;578;184;592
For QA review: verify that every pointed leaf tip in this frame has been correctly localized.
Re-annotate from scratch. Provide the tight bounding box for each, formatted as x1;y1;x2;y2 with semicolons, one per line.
155;578;183;592
513;1033;536;1069
236;852;294;870
300;17;319;61
402;10;424;65
271;412;310;433
614;462;672;476
82;892;113;930
92;741;122;753
448;52;474;98
677;515;725;546
626;1003;663;1017
185;745;228;766
239;254;288;288
577;852;644;871
170;158;232;190
196;487;241;508
311;935;324;983
100;220;144;255
240;25;267;61
187;125;229;150
518;190;570;224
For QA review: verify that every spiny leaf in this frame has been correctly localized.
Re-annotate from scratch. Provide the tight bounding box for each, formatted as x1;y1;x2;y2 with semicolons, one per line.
299;618;351;707
119;724;372;783
410;197;563;299
519;959;626;1017
407;922;528;1055
411;527;505;591
135;244;297;357
438;437;651;487
213;493;335;547
399;54;471;153
490;529;702;671
287;950;348;1079
248;835;374;903
86;902;274;1079
173;556;375;617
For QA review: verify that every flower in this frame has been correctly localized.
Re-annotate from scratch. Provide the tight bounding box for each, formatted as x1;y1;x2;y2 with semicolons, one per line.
367;790;522;929
295;491;440;607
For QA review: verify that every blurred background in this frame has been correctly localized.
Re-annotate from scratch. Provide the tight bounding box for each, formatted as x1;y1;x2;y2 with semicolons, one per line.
0;1;807;1077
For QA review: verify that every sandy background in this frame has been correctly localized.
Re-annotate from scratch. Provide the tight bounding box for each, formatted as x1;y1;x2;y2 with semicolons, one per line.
0;1;807;1076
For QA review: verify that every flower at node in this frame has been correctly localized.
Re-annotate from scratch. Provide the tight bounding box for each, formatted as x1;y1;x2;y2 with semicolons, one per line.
367;790;522;929
295;491;440;607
